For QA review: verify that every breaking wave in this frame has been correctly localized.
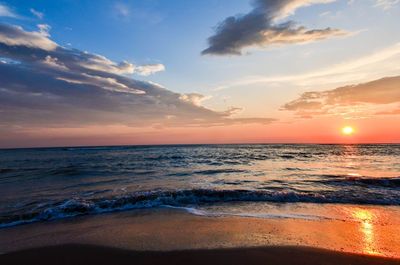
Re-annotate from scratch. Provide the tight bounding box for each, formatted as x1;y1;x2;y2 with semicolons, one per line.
1;188;399;228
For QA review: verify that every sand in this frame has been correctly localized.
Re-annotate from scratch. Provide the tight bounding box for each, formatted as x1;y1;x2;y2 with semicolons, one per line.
1;205;400;264
1;244;400;265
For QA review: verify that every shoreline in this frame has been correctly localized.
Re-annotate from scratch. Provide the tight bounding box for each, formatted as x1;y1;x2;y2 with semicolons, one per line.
1;244;400;265
1;205;400;258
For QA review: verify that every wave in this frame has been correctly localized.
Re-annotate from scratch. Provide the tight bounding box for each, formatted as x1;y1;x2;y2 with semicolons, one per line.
317;176;400;188
1;188;399;228
0;168;13;173
48;167;81;176
194;169;247;175
345;176;400;187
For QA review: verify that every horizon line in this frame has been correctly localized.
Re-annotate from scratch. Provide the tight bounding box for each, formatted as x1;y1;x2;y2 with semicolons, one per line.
1;142;399;150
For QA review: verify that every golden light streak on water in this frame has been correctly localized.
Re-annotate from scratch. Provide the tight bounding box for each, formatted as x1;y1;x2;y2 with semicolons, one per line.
350;208;381;256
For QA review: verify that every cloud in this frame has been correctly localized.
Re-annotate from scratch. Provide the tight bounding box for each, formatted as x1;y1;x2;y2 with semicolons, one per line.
376;106;400;115
0;23;275;130
179;93;213;107
0;3;17;18
281;75;400;117
319;11;331;17
350;0;400;9
30;8;44;19
0;23;57;50
37;24;51;36
135;64;165;76
77;55;136;75
115;3;130;17
211;42;400;91
112;3;164;24
374;0;399;10
202;0;348;56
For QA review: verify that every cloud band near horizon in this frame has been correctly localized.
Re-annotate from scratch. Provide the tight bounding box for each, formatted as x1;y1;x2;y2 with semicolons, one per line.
281;75;400;118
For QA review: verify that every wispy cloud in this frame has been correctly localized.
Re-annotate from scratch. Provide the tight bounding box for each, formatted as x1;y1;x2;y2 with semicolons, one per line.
115;3;130;18
349;0;399;9
112;2;164;24
30;8;44;19
211;42;400;91
0;23;274;131
202;0;348;56
135;64;165;76
281;75;400;118
374;0;400;10
376;105;400;115
0;3;17;18
319;11;331;17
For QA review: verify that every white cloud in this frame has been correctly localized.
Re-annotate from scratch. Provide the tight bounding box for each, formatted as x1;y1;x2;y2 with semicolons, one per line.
135;64;165;76
265;0;336;22
179;93;212;106
374;0;400;10
37;24;51;36
78;55;136;75
0;23;57;51
30;8;44;19
42;55;68;70
0;3;16;18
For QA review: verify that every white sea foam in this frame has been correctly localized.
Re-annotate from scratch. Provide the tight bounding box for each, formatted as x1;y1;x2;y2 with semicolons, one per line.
162;205;329;220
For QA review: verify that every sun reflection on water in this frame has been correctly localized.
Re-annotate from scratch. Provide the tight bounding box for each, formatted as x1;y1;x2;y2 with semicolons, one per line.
349;208;381;256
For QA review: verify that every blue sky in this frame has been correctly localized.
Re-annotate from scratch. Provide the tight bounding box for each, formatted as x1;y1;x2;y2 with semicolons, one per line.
1;0;400;147
2;1;399;91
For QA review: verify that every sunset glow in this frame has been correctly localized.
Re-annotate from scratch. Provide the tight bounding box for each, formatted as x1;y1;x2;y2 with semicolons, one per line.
0;1;399;147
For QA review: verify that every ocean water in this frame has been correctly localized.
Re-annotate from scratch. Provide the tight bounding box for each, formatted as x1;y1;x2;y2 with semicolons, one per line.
0;144;399;227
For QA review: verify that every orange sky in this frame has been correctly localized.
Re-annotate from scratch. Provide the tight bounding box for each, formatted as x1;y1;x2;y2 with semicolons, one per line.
2;115;399;148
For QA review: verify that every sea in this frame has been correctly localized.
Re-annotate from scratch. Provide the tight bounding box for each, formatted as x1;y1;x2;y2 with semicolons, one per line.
1;144;400;228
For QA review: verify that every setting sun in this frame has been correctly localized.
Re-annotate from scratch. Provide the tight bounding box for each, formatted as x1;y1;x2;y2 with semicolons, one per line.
343;126;354;135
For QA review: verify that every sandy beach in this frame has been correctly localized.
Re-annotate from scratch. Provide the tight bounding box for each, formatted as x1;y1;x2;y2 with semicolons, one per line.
1;206;400;264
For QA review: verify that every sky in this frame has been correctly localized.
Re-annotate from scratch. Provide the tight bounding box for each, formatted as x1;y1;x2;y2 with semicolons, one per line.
0;0;399;148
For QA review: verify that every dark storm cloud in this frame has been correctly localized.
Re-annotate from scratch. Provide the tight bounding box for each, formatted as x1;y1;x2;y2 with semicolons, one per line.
202;0;347;56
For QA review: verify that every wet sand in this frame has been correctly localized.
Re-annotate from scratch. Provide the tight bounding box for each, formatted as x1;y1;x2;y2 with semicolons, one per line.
1;205;400;263
1;244;400;265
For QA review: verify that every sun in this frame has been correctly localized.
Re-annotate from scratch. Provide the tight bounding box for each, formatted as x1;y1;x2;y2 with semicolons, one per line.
342;126;354;135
